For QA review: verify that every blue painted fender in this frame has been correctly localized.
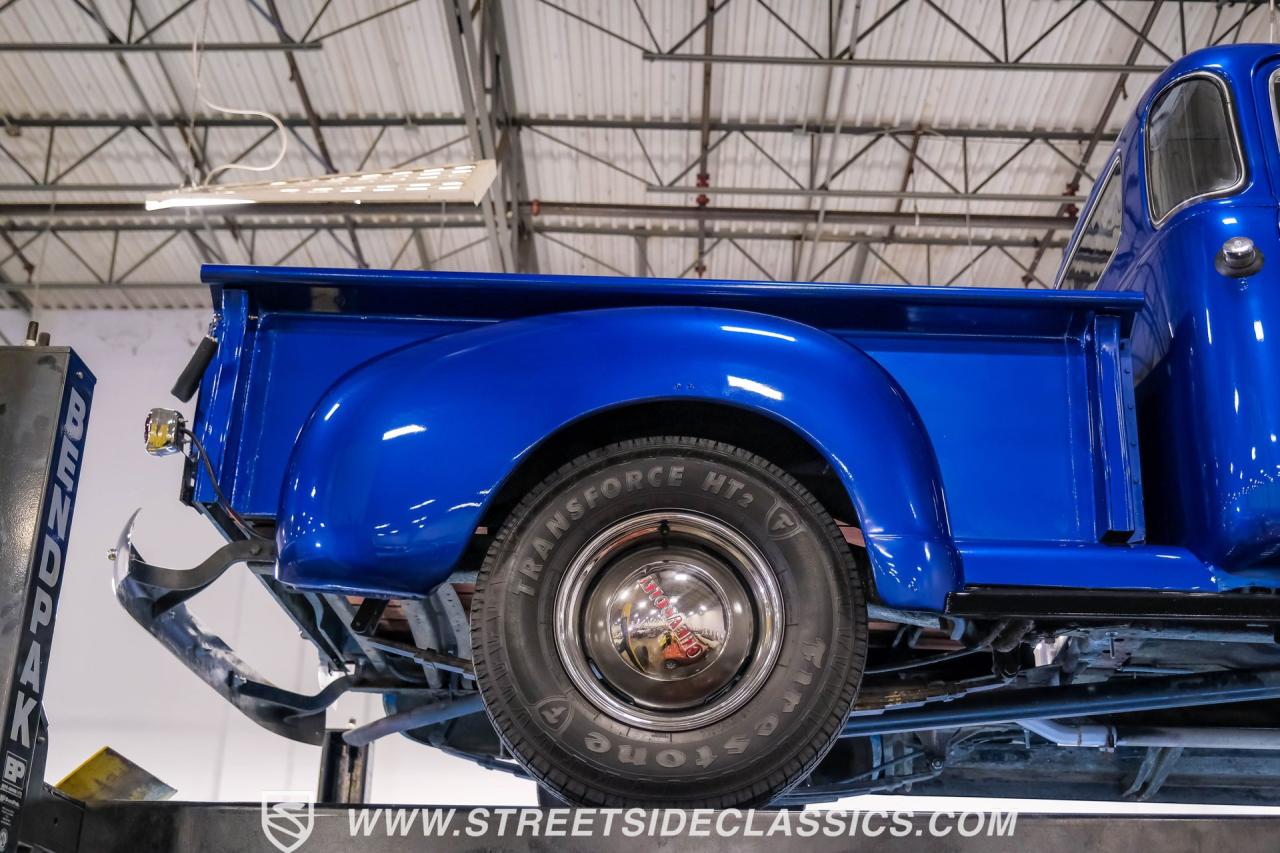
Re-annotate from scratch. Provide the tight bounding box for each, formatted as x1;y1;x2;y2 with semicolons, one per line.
277;306;961;610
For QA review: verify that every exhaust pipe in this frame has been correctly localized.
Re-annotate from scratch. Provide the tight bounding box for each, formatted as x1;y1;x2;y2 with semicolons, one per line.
1019;718;1280;751
1018;717;1110;747
844;667;1280;737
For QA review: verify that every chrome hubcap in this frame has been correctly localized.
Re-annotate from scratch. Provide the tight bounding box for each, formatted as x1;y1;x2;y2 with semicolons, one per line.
555;511;783;731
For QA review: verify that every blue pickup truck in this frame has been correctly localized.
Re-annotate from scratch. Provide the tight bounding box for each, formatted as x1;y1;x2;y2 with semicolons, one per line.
116;44;1280;808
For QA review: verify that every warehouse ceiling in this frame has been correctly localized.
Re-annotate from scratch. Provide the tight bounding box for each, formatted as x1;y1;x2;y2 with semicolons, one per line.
0;0;1269;310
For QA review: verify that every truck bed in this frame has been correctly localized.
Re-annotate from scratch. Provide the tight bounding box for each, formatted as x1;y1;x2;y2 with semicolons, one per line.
194;264;1166;592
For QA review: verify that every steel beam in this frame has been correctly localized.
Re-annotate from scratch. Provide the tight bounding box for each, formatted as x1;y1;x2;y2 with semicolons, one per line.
538;202;1074;231
0;114;1123;144
755;0;823;57
0;280;208;291
0;199;1075;231
648;185;1088;204
442;0;513;272
693;0;717;277
0;41;319;52
645;52;1168;74
858;127;925;284
0;219;1067;248
309;0;422;44
0;223;1067;252
0;265;31;312
0;227;35;311
538;232;628;276
487;0;539;272
533;0;652;52
799;1;862;281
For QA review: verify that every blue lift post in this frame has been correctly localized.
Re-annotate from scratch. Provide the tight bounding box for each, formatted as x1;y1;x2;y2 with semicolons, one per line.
0;329;94;853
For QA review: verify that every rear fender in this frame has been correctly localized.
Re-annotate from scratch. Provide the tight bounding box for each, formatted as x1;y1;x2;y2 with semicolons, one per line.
277;306;961;610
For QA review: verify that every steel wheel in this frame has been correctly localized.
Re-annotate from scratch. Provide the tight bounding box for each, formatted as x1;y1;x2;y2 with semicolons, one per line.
555;510;784;730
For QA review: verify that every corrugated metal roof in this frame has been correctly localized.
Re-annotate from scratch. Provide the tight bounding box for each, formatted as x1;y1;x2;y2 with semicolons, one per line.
0;0;1273;309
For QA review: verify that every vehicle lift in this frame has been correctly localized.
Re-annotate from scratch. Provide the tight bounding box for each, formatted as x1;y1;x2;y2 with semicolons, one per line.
2;334;1277;852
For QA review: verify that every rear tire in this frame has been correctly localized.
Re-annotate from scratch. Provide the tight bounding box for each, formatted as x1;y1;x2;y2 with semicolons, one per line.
471;437;867;807
536;785;571;807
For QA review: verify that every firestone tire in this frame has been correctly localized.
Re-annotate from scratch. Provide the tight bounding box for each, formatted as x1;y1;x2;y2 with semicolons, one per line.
471;437;867;807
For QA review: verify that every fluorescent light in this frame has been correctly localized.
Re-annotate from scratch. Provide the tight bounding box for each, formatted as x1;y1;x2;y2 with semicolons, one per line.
144;159;497;212
144;195;256;211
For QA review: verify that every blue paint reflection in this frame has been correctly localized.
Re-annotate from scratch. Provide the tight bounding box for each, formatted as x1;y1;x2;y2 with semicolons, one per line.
382;424;427;441
727;375;783;401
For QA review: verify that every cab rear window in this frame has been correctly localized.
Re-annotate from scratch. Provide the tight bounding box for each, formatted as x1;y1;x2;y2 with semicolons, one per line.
1146;74;1242;225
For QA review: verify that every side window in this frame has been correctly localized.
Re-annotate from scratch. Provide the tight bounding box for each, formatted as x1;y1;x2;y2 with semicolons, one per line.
1146;75;1242;224
1060;160;1123;291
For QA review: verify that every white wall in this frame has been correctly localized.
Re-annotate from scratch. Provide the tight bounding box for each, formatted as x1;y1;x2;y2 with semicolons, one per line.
0;309;535;805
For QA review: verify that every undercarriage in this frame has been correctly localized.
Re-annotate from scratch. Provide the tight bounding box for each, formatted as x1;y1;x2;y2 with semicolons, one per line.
114;511;1280;808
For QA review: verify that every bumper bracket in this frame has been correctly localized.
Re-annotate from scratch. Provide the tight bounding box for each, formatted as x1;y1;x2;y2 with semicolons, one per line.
112;511;347;745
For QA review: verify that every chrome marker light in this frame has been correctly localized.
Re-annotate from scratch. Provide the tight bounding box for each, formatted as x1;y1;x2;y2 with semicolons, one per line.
143;408;186;457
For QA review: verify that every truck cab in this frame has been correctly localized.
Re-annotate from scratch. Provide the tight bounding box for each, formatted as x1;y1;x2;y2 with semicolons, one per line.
1058;44;1280;577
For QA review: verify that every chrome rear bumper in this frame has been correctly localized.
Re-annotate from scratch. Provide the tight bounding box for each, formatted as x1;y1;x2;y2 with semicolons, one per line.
111;511;347;745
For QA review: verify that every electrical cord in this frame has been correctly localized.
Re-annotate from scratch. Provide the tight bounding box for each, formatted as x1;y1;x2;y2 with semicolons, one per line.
188;0;288;186
183;428;268;541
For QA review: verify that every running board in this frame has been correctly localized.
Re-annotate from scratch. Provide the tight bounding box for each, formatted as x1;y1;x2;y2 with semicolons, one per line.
946;586;1280;623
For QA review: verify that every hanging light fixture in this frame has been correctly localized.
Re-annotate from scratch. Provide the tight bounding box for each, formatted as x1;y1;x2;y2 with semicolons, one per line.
145;0;496;214
144;159;497;211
